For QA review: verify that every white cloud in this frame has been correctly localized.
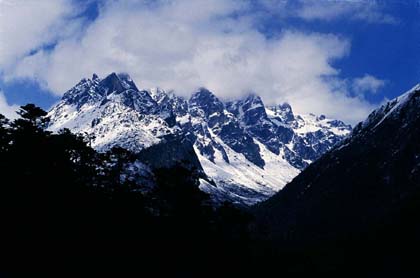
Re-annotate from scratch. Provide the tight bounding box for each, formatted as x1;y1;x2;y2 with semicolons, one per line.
353;74;386;95
0;0;80;72
2;0;380;124
0;90;18;119
297;0;397;24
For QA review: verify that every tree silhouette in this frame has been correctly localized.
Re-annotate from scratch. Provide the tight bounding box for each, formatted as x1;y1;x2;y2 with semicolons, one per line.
16;103;49;126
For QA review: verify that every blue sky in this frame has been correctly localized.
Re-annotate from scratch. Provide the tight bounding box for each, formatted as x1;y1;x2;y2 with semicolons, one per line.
0;0;419;124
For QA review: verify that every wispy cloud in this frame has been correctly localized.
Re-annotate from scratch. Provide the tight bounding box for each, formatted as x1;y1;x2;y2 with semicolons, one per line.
297;0;397;24
352;74;386;95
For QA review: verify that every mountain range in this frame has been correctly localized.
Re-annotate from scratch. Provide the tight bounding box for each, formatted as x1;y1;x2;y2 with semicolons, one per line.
47;72;351;205
5;71;420;274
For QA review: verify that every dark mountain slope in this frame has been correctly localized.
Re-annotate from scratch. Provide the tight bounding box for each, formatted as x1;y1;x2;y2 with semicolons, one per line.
248;84;420;274
256;84;420;243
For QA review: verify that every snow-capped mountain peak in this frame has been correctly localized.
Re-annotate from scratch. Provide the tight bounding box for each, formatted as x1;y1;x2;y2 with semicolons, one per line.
48;72;351;205
189;88;225;119
266;102;295;124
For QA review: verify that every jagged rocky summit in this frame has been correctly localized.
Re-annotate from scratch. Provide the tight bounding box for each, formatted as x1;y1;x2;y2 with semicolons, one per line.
48;72;351;205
